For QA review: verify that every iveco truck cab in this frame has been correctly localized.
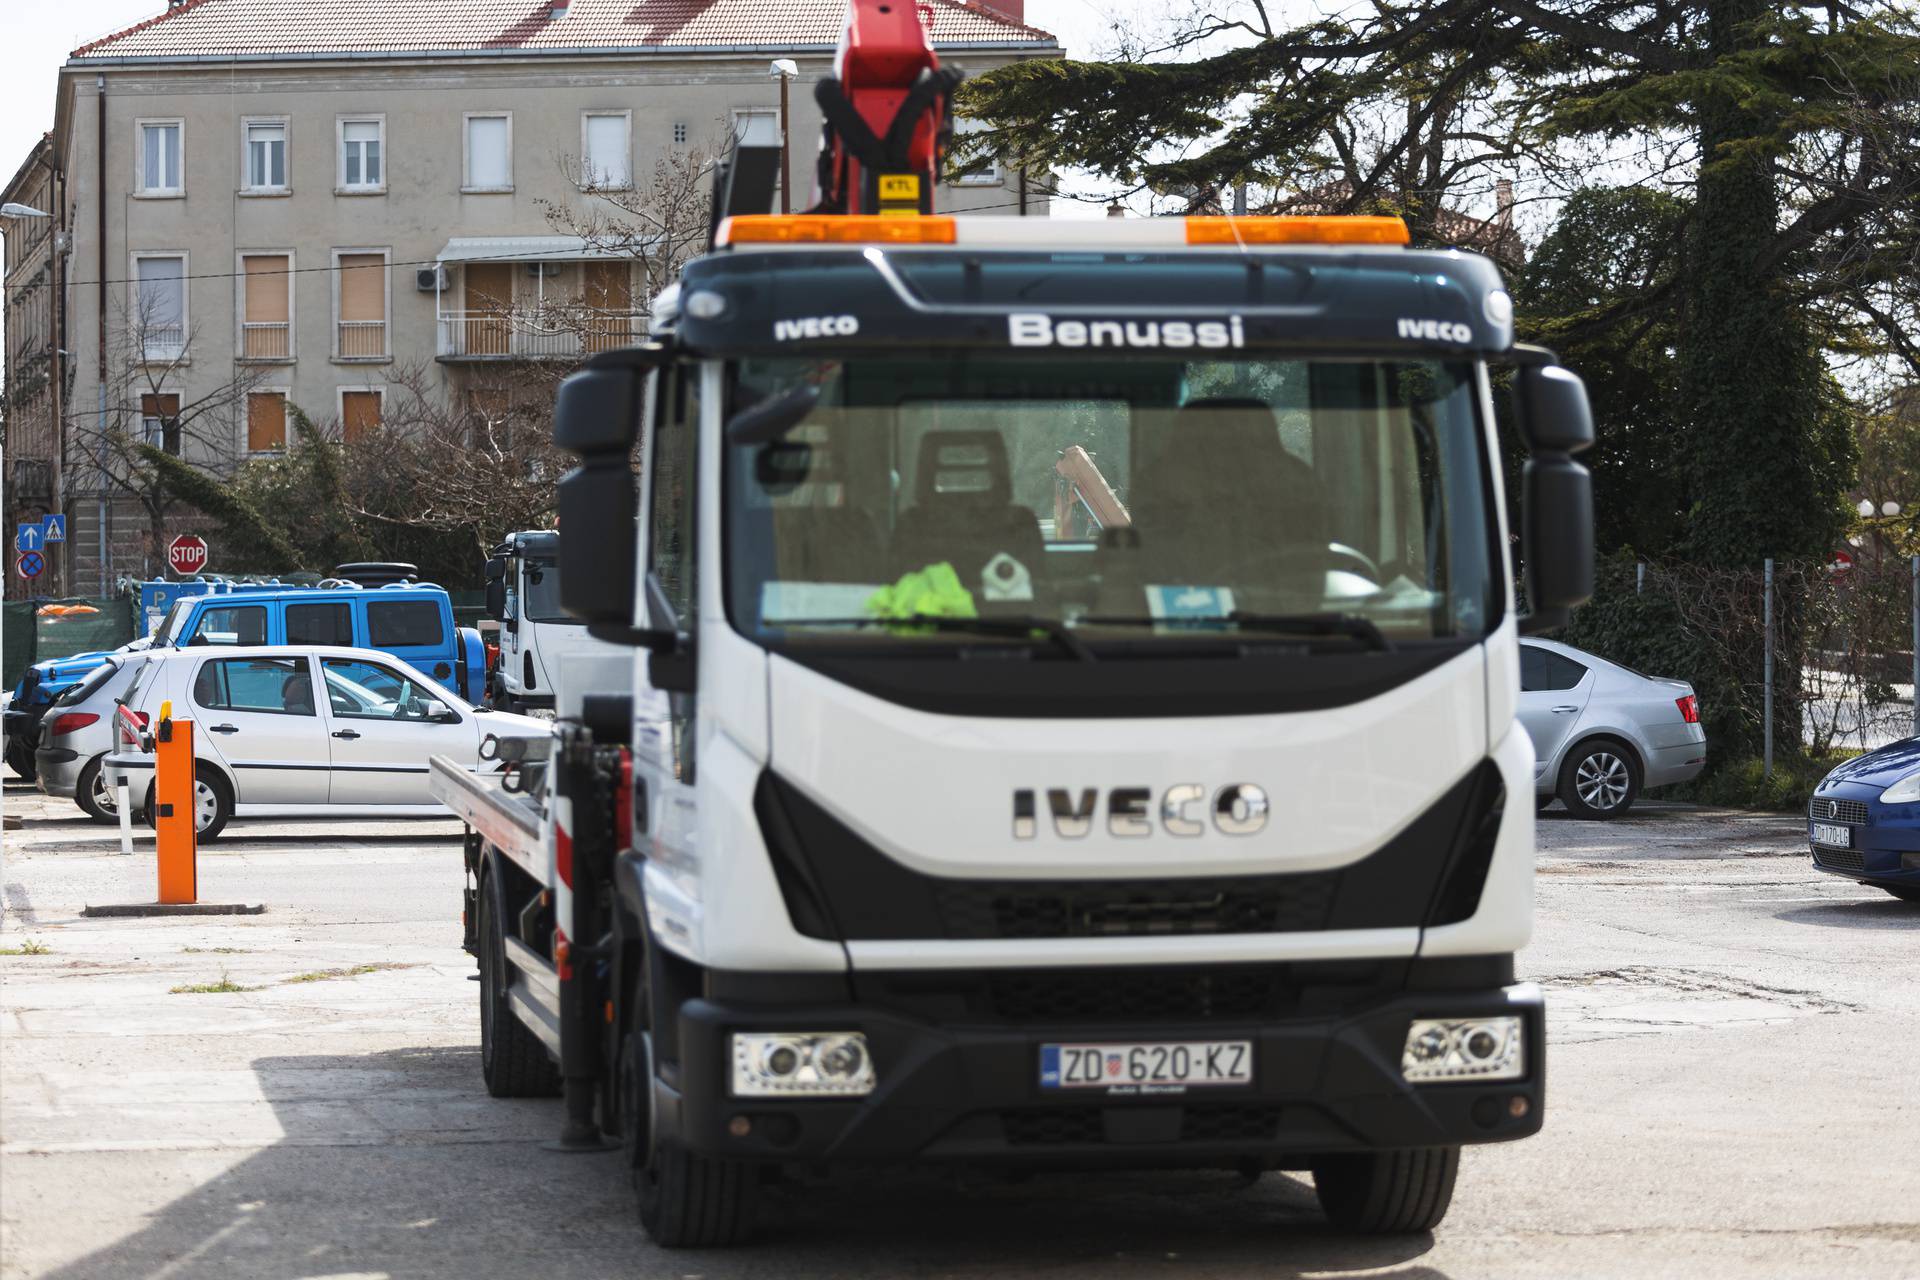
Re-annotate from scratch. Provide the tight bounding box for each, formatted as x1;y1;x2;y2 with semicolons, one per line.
439;209;1597;1248
482;531;622;713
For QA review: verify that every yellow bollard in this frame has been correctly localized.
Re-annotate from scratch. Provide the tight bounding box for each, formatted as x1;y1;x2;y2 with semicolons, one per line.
152;699;198;905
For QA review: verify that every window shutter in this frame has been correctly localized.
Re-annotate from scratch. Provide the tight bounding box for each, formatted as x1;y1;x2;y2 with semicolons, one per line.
243;255;290;323
247;392;287;452
338;254;384;322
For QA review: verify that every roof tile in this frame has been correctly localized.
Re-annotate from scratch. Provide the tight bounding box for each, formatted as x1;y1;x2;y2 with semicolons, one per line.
74;0;1056;60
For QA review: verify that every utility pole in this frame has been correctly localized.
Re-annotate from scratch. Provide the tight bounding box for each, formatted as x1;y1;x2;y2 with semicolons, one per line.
770;59;798;214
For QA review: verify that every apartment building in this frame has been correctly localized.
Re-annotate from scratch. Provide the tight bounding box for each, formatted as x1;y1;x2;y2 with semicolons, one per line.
3;135;64;595
30;0;1057;589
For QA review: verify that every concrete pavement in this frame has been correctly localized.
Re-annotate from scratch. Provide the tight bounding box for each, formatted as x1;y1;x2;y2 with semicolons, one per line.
3;781;1917;1278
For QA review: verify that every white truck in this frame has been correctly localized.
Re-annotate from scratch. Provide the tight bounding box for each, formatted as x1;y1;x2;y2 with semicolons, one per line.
429;0;1595;1249
481;530;622;713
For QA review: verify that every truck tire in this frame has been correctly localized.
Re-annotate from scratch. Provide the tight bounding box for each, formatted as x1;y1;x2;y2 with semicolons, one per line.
624;959;757;1246
5;736;38;783
1310;1147;1460;1234
477;871;560;1099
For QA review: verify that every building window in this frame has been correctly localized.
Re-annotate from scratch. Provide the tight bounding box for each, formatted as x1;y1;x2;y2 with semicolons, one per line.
132;254;186;361
137;120;183;196
140;393;181;455
950;118;1002;186
243;119;289;192
335;251;388;359
339;117;384;192
239;253;292;360
672;121;688;145
341;388;383;442
247;390;288;452
582;112;631;190
464;114;512;192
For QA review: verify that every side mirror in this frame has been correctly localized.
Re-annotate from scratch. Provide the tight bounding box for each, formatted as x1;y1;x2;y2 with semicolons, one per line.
421;698;456;723
554;346;669;628
1511;362;1596;635
483;558;506;584
483;579;506;621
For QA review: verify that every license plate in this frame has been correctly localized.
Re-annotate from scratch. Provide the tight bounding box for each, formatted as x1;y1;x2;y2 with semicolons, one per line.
1812;822;1852;847
1040;1041;1253;1092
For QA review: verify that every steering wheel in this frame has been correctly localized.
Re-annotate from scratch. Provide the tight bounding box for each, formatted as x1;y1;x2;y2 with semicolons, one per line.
1232;543;1382;590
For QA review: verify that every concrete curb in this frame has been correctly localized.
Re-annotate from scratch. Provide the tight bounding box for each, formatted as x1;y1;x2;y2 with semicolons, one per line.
80;903;267;918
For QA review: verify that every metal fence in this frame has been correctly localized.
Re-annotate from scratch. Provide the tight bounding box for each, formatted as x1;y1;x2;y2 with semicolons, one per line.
1;596;138;691
1573;554;1920;771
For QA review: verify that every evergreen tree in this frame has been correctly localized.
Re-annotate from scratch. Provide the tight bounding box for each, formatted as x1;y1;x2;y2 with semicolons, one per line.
962;1;1919;563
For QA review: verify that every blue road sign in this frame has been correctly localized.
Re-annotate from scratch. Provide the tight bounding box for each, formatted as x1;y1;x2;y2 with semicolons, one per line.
15;523;43;553
41;514;65;543
18;550;45;579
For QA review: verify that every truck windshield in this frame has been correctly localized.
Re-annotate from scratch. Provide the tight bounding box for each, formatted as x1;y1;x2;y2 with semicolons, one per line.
724;355;1497;650
522;559;572;624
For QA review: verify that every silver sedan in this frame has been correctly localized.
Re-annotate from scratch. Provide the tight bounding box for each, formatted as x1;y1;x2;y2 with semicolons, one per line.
1520;638;1707;818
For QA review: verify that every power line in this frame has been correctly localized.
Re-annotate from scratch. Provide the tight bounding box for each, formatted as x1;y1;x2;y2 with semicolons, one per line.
4;190;1095;294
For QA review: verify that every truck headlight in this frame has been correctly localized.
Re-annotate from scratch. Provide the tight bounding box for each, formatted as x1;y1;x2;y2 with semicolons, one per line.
1401;1016;1524;1082
731;1032;875;1097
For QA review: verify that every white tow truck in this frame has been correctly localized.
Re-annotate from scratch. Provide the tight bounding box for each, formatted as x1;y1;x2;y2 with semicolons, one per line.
430;0;1596;1249
481;530;622;713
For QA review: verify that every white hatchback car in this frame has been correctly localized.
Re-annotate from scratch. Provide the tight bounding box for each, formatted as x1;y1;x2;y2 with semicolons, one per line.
1520;638;1708;818
105;645;546;838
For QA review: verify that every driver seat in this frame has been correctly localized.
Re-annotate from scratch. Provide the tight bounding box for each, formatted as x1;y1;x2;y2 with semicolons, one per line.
891;430;1044;599
1121;399;1322;591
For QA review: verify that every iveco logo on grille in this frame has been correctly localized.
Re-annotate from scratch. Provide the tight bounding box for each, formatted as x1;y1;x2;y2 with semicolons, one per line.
1013;785;1270;839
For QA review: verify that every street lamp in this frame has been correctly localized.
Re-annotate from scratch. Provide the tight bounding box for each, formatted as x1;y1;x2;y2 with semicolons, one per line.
770;59;799;214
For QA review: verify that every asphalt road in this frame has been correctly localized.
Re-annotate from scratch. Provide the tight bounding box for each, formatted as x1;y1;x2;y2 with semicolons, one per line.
3;779;1917;1279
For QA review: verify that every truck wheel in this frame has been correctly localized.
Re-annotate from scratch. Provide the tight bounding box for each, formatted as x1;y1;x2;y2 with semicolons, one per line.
477;871;560;1098
75;756;120;824
1311;1147;1459;1234
1557;740;1639;819
5;736;38;783
625;964;757;1246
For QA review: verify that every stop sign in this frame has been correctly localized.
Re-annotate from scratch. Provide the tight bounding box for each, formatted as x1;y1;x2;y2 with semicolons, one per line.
167;534;210;576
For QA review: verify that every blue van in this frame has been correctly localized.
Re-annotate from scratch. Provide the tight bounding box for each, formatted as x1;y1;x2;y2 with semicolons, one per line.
156;585;487;703
4;580;291;780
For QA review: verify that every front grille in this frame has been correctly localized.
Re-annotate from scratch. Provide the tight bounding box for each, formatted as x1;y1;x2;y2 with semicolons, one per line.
999;1105;1282;1146
1002;1108;1103;1145
1814;846;1867;873
989;968;1282;1023
1810;797;1869;825
1181;1105;1283;1142
934;874;1338;940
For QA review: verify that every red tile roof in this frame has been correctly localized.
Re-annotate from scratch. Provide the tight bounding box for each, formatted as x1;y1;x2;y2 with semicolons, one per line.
73;0;1056;60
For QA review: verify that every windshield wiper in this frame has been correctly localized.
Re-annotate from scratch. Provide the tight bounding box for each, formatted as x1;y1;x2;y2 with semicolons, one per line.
774;614;1097;663
1079;611;1394;652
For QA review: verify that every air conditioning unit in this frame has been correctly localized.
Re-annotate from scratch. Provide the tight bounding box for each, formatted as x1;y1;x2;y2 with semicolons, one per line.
416;266;448;292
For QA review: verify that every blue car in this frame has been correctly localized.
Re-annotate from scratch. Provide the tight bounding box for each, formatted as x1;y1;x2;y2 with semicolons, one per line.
1808;740;1920;903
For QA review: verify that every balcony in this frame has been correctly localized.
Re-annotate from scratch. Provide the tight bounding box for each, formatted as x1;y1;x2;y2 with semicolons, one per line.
241;321;290;360
436;309;646;361
139;323;185;363
337;320;387;360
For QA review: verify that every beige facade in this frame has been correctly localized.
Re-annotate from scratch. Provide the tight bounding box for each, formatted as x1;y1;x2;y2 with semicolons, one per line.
41;27;1055;588
2;135;64;595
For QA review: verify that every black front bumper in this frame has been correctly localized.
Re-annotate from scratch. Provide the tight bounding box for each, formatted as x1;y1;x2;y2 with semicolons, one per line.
653;956;1544;1167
